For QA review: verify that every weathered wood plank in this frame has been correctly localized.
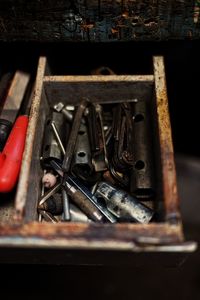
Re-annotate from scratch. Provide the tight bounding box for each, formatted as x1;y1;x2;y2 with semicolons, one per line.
0;0;199;41
43;75;154;105
14;57;47;222
153;56;180;223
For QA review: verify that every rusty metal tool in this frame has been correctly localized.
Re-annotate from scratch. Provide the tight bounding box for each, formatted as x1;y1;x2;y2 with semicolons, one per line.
95;181;154;223
62;99;89;173
130;100;155;199
54;102;74;122
67;176;117;223
96;104;108;165
40;186;90;222
62;188;70;221
38;182;62;206
50;160;115;223
38;210;58;223
71;122;93;180
47;121;107;222
39;170;46;222
86;104;100;153
64;180;104;222
51;113;94;181
41;112;66;169
109;164;129;187
111;103;134;172
54;102;85;124
51;121;66;156
91;104;108;172
38;192;63;215
39;184;71;222
91;66;115;75
69;203;91;223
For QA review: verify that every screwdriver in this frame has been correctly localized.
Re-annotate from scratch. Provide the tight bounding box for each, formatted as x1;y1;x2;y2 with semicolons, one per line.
0;71;30;193
0;71;30;150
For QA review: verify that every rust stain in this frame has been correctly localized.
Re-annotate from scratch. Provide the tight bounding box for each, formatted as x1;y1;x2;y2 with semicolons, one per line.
0;222;183;246
153;56;180;222
43;75;154;83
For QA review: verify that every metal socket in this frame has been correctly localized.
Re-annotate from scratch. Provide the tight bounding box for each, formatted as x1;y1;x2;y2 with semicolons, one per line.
95;182;154;223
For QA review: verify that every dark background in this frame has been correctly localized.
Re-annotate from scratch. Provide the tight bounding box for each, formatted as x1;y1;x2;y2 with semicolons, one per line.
0;41;200;299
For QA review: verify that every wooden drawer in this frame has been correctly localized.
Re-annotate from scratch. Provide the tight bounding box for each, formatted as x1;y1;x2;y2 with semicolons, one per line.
0;56;196;265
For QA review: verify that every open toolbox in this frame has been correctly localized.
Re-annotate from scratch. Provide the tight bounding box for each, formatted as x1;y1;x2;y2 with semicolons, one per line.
0;56;196;265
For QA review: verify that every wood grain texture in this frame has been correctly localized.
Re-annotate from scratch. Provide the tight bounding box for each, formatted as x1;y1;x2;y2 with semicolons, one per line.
44;75;154;105
153;56;180;223
0;0;199;41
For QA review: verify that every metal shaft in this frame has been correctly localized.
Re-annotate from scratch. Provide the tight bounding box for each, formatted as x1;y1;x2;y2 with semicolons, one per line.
39;182;62;206
67;176;117;223
71;122;93;180
64;181;104;222
62;99;89;173
51;121;66;155
62;188;71;221
50;160;116;223
42;112;65;168
69;203;91;223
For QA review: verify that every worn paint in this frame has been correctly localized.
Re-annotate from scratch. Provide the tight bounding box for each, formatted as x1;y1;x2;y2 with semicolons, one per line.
0;0;199;41
153;56;180;223
0;222;184;246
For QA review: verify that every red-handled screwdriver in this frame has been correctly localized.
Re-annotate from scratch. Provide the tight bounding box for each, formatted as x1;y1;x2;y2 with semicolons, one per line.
0;70;31;193
0;115;28;192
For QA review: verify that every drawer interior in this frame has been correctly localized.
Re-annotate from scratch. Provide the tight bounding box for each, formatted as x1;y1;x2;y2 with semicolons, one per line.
24;74;165;222
0;55;193;257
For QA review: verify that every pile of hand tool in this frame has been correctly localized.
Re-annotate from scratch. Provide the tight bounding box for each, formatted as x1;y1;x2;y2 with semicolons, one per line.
38;96;155;224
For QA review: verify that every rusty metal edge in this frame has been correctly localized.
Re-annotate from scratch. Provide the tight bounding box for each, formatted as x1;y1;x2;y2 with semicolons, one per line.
153;56;180;224
43;75;154;82
0;238;197;253
0;222;186;248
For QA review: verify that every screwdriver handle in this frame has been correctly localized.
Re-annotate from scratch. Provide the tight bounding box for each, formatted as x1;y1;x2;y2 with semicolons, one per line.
0;115;28;193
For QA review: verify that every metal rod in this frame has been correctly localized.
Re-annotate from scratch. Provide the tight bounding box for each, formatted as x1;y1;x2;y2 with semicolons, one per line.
51;121;66;155
50;160;117;223
39;182;62;206
62;188;71;221
62;99;89;173
38;210;58;223
39;170;46;222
